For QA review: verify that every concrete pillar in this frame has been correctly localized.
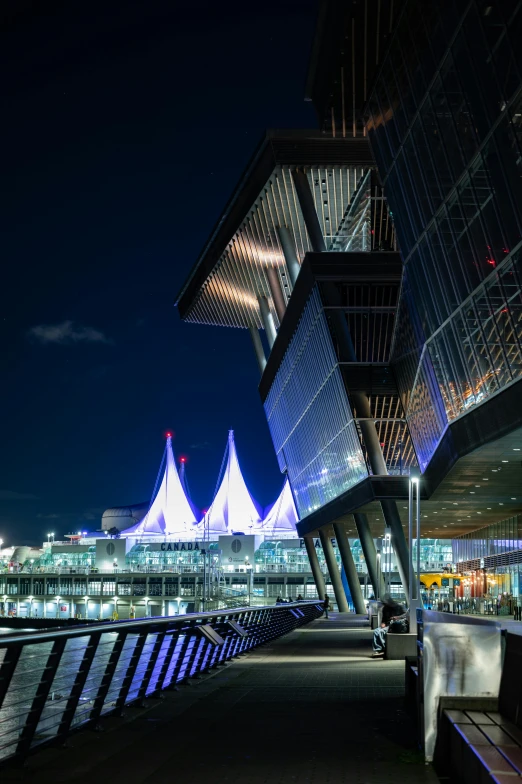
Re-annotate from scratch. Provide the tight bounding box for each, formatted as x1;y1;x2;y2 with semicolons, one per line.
304;536;325;600
354;513;385;600
291;169;326;253
276;226;301;286
332;522;366;614
266;267;286;323
318;528;349;612
257;295;277;348
249;325;267;374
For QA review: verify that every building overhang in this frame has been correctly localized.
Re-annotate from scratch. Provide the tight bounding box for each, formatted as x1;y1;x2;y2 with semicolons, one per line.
176;130;375;328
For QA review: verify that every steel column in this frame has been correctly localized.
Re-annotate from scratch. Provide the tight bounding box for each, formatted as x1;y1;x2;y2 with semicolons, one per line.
324;280;410;596
266;266;286;323
291;169;326;253
276;225;301;286
332;523;365;614
304;536;326;600
257;294;277;348
249;325;267;374
380;500;410;596
318;529;349;613
354;513;385;600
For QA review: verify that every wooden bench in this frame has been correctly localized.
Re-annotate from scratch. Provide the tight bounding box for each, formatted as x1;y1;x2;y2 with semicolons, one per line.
434;632;522;782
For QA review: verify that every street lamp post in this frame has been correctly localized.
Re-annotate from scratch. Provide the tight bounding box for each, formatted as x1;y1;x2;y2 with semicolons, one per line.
201;548;206;611
376;548;381;600
245;557;253;605
408;468;421;632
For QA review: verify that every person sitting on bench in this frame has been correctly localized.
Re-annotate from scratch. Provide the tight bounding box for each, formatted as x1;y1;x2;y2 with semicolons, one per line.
372;594;407;658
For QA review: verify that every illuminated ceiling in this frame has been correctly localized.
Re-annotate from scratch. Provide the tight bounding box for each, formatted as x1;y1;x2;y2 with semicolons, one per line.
322;427;522;539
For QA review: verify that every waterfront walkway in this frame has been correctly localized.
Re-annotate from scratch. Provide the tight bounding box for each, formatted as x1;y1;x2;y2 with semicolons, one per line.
5;613;438;784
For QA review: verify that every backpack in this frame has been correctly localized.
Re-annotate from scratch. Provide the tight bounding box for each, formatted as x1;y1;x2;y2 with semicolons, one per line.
389;616;409;634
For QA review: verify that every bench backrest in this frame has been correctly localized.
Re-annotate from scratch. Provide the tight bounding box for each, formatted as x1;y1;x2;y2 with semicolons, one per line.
499;632;522;725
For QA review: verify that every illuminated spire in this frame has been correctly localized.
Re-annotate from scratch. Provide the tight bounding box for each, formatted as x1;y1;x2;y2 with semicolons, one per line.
262;479;298;536
124;435;197;535
202;430;262;536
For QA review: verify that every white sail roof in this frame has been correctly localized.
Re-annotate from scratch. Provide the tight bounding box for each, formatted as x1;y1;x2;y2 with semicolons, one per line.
201;430;262;536
262;479;298;536
123;436;197;536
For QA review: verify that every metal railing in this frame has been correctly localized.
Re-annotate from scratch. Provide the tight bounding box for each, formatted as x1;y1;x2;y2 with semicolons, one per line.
0;601;323;765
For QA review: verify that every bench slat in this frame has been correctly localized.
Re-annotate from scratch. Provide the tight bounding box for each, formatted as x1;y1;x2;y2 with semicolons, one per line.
455;724;491;745
444;709;472;724
465;710;495;725
480;726;519;747
469;745;518;774
498;745;522;774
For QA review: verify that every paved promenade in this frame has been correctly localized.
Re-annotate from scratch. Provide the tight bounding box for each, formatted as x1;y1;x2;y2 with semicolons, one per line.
5;613;438;783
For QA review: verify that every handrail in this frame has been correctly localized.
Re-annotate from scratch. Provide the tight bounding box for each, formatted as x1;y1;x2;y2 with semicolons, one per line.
0;602;319;647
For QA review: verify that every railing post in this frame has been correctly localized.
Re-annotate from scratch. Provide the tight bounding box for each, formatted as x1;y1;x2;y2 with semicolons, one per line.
55;632;101;743
113;628;149;714
15;638;67;760
177;624;201;682
153;631;179;693
137;630;166;702
169;630;192;686
0;643;23;707
90;630;128;726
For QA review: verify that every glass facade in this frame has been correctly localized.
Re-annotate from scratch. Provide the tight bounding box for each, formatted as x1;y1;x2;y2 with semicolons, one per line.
366;0;522;468
263;287;367;518
453;516;522;564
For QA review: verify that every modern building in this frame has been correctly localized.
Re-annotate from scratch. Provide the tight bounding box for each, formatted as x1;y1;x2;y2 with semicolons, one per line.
176;0;522;613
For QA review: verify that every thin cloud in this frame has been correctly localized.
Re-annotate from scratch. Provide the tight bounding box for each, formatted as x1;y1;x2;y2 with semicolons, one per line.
36;513;60;519
190;441;212;450
28;320;112;346
0;490;39;501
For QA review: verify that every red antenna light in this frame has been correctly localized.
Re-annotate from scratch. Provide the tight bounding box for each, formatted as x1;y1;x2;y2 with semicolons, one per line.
166;431;172;438
179;456;187;463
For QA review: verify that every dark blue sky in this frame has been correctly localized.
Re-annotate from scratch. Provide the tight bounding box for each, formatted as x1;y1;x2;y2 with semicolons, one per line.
1;0;318;545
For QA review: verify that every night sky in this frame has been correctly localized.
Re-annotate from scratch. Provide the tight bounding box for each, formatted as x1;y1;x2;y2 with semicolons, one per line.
1;0;318;545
